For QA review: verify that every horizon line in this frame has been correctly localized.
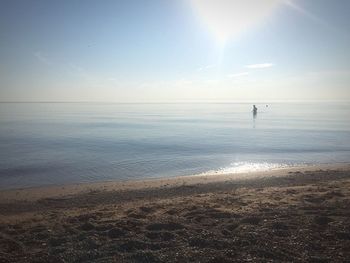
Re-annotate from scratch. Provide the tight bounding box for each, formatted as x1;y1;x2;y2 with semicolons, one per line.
0;99;349;104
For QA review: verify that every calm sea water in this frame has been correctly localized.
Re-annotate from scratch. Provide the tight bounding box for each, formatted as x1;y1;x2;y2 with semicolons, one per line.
0;102;350;189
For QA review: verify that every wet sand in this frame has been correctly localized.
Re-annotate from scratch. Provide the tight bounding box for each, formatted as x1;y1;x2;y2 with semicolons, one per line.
1;164;350;262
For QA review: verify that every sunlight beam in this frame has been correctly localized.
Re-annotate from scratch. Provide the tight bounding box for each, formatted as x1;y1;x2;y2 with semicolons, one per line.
190;0;281;44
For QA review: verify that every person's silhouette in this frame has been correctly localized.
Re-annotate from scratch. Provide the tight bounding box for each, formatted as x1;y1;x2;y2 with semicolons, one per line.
252;105;257;117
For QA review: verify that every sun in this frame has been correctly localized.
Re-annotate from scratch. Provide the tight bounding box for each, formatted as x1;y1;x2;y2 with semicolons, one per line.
191;0;281;44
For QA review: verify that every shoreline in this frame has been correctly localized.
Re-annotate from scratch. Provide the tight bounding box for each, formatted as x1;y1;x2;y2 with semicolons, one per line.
1;162;349;203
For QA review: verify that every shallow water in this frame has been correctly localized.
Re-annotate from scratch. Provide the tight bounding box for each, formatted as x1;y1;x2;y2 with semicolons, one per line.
0;102;350;189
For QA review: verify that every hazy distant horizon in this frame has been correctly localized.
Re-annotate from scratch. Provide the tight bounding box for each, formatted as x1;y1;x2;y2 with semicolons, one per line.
0;99;350;104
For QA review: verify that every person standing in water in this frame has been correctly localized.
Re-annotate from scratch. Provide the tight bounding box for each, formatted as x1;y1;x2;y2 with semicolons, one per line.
252;105;257;127
252;105;257;115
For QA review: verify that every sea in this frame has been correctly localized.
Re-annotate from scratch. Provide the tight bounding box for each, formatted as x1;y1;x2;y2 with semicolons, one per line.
0;102;350;189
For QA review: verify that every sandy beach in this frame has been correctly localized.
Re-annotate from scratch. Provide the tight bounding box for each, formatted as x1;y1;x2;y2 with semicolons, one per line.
1;164;350;262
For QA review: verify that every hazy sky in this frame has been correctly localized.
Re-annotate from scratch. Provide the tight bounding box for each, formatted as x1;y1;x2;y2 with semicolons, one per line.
1;0;350;102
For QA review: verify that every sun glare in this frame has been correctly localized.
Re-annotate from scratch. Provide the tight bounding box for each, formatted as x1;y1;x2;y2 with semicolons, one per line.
191;0;281;44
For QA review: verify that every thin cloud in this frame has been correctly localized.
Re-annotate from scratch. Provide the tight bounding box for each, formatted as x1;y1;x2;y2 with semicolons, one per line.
197;64;215;71
245;63;274;69
227;72;249;78
177;79;193;85
34;51;51;65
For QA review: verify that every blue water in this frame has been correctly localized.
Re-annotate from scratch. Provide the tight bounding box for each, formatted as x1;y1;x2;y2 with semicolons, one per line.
0;102;350;189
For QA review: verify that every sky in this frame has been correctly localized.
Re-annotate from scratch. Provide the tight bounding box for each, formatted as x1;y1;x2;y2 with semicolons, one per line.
0;0;350;102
